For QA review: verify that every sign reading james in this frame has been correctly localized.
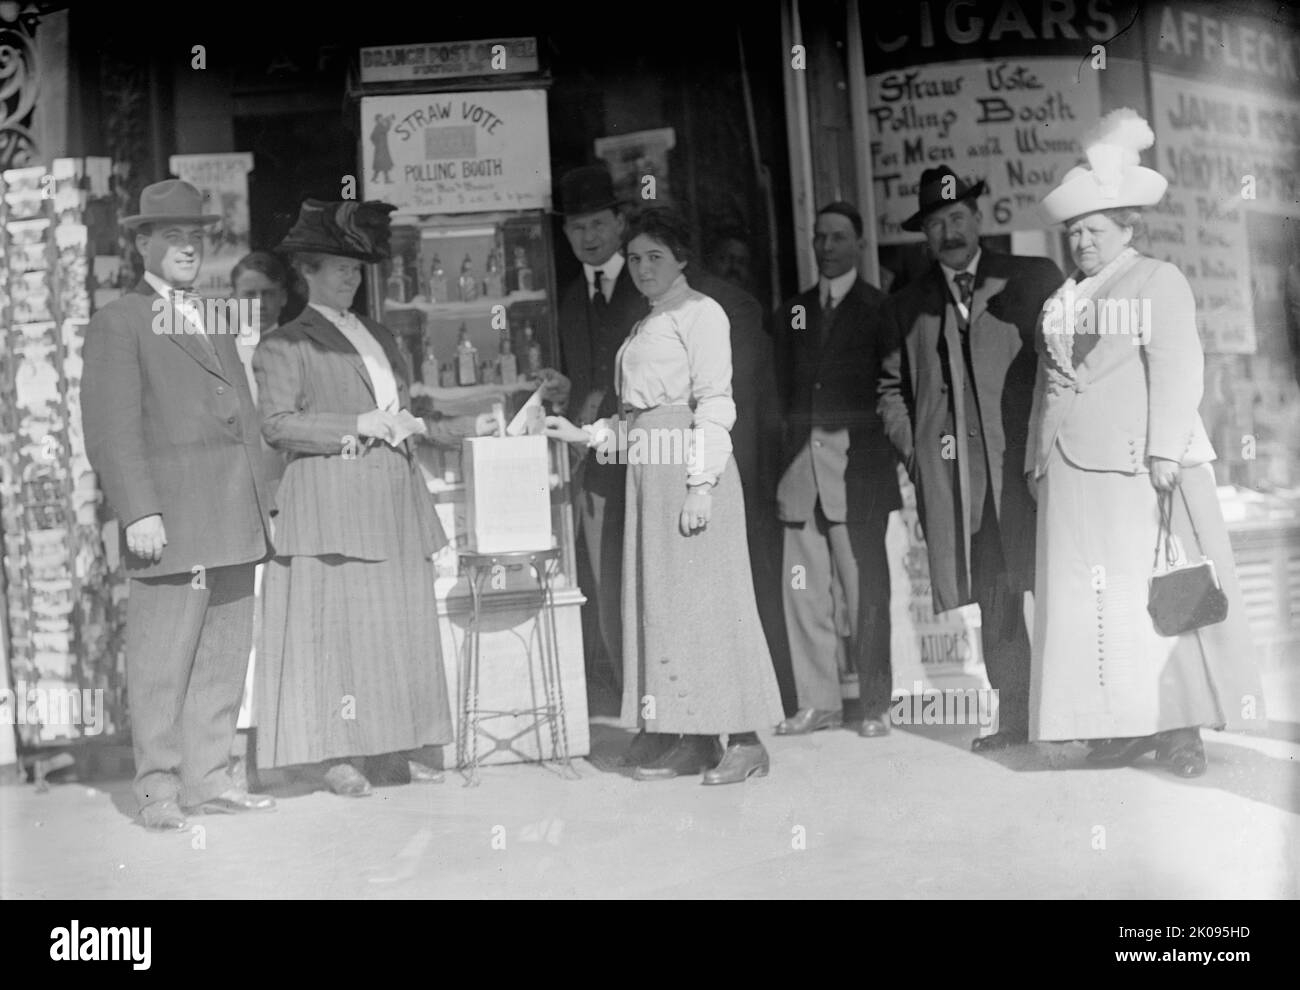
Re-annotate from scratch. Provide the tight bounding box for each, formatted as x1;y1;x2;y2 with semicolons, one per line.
1147;71;1300;353
867;58;1100;243
361;90;551;214
359;38;539;84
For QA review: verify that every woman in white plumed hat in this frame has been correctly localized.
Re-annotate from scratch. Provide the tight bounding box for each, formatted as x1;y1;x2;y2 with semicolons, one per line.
1025;110;1263;778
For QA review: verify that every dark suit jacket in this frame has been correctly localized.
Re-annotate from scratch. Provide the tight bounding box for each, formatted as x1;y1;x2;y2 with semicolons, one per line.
253;305;475;561
773;278;902;524
877;251;1063;611
557;263;646;497
81;280;273;578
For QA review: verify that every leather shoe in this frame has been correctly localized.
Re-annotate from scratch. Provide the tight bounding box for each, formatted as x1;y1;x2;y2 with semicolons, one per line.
858;717;890;738
620;730;676;767
1157;728;1207;778
323;762;372;797
407;760;445;783
634;735;724;781
774;708;842;735
139;800;189;832
702;742;769;785
971;729;1028;752
187;789;276;814
1085;735;1162;766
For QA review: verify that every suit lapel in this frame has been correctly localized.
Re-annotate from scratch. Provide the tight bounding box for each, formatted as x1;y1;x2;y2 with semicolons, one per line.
967;253;1005;330
297;306;376;401
139;281;229;381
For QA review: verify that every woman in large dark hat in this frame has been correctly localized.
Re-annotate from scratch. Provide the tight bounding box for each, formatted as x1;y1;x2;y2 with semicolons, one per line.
252;199;496;796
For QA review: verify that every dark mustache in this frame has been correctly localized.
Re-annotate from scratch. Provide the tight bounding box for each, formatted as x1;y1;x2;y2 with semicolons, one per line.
941;240;966;250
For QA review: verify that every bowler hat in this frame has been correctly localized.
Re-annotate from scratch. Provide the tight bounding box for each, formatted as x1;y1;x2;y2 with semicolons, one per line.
277;199;397;262
557;165;621;217
121;179;220;229
901;166;986;232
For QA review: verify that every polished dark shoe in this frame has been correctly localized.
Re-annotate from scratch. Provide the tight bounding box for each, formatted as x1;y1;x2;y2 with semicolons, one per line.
971;729;1029;752
1085;734;1162;766
407;760;445;783
774;708;842;736
323;763;373;797
187;788;277;814
1157;729;1207;778
633;736;724;781
858;716;890;738
620;730;676;768
139;800;189;832
702;742;770;785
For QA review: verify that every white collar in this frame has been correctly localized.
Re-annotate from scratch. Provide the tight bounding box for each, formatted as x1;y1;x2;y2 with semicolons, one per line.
817;267;857;305
308;302;356;326
583;251;625;286
940;248;981;286
143;271;193;301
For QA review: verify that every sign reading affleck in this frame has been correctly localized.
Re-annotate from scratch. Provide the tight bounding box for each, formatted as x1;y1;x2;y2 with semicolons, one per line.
361;90;551;215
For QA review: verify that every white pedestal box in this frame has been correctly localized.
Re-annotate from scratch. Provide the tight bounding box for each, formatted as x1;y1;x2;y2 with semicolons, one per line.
462;436;552;553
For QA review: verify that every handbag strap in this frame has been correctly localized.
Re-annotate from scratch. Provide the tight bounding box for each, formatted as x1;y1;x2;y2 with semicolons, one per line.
1152;489;1177;571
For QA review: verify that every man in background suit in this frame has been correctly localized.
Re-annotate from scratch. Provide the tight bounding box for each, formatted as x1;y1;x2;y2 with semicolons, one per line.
877;167;1063;750
774;202;902;739
81;180;276;830
555;166;645;707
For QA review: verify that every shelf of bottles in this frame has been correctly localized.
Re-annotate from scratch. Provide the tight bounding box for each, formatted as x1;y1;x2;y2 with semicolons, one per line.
371;209;574;591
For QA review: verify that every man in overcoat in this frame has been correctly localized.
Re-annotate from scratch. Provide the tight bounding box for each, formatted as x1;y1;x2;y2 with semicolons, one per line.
774;202;902;739
81;180;275;829
877;167;1063;750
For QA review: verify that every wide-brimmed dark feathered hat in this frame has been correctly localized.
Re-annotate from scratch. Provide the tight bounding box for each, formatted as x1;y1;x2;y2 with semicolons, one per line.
277;199;397;262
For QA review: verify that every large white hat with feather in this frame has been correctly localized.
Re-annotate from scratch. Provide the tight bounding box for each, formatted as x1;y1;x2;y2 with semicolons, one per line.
1040;108;1168;223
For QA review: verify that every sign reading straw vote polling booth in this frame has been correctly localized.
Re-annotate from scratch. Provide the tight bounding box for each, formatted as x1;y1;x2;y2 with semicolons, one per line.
361;90;551;215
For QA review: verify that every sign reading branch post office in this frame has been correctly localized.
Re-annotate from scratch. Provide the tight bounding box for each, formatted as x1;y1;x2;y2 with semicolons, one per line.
361;90;552;215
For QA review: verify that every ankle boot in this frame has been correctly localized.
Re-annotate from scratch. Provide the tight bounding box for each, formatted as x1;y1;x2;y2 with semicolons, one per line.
702;739;770;785
633;735;724;781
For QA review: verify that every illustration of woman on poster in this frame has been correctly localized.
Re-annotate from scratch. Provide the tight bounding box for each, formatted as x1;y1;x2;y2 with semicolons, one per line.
370;114;395;183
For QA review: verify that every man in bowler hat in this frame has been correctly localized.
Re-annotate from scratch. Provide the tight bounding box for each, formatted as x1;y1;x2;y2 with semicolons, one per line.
877;166;1063;749
82;179;276;829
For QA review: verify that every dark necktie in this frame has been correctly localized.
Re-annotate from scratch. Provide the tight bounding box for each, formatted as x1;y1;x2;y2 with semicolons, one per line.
591;270;607;318
820;289;838;345
178;290;218;361
953;271;975;331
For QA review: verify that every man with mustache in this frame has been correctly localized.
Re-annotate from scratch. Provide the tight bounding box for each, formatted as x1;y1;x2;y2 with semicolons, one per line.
877;167;1063;750
82;180;275;829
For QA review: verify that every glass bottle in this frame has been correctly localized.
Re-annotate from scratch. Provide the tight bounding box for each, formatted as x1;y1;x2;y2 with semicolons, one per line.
496;330;518;385
458;254;479;303
419;336;439;385
386;256;408;304
522;319;542;376
426;254;448;303
456;324;479;386
484;246;504;298
439;361;456;388
514;245;533;293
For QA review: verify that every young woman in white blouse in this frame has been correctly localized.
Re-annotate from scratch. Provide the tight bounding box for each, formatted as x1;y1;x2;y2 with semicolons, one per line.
546;208;784;784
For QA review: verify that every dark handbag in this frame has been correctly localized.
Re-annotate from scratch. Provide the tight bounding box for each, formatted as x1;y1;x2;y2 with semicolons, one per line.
1147;486;1228;636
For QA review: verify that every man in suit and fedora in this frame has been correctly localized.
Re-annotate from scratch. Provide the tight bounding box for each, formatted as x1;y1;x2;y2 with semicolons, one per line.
555;166;647;711
82;179;276;830
773;202;902;739
877;166;1063;750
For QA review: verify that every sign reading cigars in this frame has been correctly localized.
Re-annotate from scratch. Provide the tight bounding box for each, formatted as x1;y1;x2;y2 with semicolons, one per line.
868;57;1100;243
361;90;551;215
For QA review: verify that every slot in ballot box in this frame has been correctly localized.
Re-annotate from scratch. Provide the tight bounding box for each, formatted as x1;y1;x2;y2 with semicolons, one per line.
462;435;552;553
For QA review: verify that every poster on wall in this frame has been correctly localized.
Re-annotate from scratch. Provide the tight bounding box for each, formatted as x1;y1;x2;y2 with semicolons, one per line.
361;90;551;215
594;128;676;207
1148;71;1300;354
867;57;1100;243
168;152;254;299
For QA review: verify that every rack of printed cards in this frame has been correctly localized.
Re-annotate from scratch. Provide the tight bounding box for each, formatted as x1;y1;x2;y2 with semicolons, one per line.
0;159;128;752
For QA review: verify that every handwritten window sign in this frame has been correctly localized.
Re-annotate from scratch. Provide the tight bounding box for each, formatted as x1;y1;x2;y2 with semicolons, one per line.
361;90;551;215
1148;72;1300;354
359;38;539;84
867;58;1100;243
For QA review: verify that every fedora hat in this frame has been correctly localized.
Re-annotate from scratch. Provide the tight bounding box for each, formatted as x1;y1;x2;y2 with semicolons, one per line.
1040;108;1167;223
277;199;397;262
557;165;622;217
121;179;220;229
901;166;986;232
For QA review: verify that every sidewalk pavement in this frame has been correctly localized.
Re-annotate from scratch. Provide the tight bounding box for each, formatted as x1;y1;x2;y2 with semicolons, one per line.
2;721;1296;899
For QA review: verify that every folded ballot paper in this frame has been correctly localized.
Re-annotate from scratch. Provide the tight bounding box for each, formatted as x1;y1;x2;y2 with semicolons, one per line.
462;436;552;553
